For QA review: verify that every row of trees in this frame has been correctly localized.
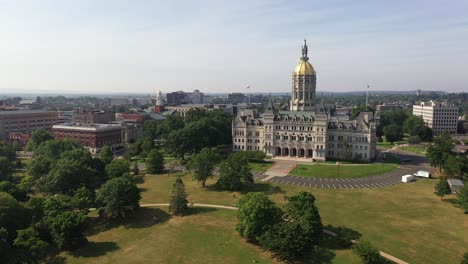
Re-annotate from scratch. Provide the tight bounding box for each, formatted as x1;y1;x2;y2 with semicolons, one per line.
377;109;433;144
1;129;143;262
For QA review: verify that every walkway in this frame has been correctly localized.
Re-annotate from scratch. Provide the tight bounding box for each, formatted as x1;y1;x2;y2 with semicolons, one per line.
259;149;432;189
142;203;408;264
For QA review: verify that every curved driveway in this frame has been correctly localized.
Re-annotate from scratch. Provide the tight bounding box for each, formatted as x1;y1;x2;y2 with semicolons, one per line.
259;149;432;189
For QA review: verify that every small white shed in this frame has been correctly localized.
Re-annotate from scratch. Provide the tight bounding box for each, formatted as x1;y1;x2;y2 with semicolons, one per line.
447;179;464;193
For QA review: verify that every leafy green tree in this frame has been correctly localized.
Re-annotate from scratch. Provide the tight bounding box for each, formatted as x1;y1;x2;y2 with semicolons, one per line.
25;128;54;151
71;187;95;213
26;197;47;224
43;195;72;218
456;185;468;214
403;115;425;136
383;124;403;144
14;227;50;263
419;126;433;142
461;252;468;264
434;177;451;200
133;161;139;175
236;192;282;242
165;129;191;160
352;240;384;264
283;192;323;247
443;155;463;177
0;156;11;180
0;227;14;264
216;153;253;191
99;145;114;165
0;181;28;202
187;148;220;187
47;211;87;250
106;159;130;178
146;149;164;174
426;133;453;172
0;141;17;161
140;139;154;159
169;177;188;216
41;158;91;193
143;120;161;141
0;192;31;242
259;220;311;261
96;177;141;218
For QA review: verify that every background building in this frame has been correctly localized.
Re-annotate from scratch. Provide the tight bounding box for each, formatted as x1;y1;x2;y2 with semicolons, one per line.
0;110;58;140
413;101;458;134
52;123;122;154
72;107;115;124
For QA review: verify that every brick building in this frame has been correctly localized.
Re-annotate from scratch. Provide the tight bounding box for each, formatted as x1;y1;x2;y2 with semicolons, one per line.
72;107;115;124
0;110;58;140
52;123;122;154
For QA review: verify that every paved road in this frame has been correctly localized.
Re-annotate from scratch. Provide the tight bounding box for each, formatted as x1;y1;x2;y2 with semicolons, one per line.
259;149;432;189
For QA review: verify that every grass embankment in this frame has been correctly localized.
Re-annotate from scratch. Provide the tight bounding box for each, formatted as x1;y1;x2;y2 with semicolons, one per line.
64;172;467;264
248;161;274;172
399;145;426;156
290;163;397;179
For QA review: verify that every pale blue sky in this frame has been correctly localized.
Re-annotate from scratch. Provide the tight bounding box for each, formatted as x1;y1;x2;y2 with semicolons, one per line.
1;0;467;94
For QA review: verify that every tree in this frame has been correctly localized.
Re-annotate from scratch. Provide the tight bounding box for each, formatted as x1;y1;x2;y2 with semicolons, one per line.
426;133;453;172
169;177;188;216
383;124;403;144
47;211;87;250
461;252;468;264
283;192;323;247
0;181;28;202
352;240;384;264
146;149;164;174
259;220;311;261
25;129;54;151
456;185;468;214
14;227;50;263
0;156;11;180
28;140;79;179
403;115;425;136
99;145;114;165
140;139;154;159
105;159;131;178
41;157;93;193
187;148;220;187
236;192;282;242
443;155;463;177
434;177;451;200
165;129;192;160
143;120;161;141
0;192;31;242
133;161;139;175
71;187;95;213
96;177;141;218
419;126;433;142
216;153;253;191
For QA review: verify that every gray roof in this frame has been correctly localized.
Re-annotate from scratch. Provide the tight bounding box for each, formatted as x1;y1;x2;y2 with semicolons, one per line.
447;179;464;186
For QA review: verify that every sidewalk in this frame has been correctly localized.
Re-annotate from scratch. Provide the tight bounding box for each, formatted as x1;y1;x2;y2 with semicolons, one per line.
262;160;297;181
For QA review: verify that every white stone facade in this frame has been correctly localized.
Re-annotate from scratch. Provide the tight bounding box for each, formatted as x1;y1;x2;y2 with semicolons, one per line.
413;101;458;135
232;41;377;162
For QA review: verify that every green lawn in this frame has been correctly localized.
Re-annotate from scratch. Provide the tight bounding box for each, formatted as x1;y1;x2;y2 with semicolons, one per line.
376;141;393;149
290;164;397;179
248;161;274;172
399;145;426;156
63;205;359;264
137;174;467;264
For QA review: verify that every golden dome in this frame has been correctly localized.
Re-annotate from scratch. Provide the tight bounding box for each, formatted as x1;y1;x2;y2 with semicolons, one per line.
294;60;316;75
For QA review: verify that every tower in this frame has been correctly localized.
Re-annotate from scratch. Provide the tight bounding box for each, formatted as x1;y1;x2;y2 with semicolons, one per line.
154;90;165;113
290;39;316;111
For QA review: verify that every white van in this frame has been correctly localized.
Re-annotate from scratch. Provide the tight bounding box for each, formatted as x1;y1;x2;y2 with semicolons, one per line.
413;170;431;178
402;174;416;183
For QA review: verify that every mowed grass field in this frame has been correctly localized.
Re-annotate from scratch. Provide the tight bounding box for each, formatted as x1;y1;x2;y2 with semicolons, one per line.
248;161;274;172
290;163;397;178
64;173;468;264
399;145;426;155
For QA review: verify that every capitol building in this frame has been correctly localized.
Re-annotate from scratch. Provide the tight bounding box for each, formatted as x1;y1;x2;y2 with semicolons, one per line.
233;41;377;162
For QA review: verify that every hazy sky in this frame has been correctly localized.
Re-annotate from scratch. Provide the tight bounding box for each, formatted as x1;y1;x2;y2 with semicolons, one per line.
1;0;467;94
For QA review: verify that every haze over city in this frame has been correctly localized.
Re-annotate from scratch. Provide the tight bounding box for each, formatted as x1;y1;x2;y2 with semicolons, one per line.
1;0;468;94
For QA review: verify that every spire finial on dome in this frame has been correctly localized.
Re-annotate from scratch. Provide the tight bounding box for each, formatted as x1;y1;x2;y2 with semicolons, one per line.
301;39;309;61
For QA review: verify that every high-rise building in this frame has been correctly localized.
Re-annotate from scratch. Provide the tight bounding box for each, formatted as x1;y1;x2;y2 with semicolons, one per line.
0;110;58;140
413;101;458;134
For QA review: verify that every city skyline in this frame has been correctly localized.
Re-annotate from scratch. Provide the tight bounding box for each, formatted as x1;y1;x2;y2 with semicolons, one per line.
1;1;468;94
